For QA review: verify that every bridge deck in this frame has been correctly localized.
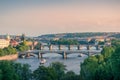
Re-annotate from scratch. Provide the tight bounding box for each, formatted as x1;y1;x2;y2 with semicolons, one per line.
26;50;102;54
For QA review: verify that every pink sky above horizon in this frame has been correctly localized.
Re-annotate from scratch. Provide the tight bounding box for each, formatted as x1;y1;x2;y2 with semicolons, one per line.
0;1;120;36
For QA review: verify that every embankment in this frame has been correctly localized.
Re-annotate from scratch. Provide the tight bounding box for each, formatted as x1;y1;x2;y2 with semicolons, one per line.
0;54;18;60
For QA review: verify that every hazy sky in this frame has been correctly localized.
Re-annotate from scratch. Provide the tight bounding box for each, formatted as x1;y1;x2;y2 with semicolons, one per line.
0;0;120;36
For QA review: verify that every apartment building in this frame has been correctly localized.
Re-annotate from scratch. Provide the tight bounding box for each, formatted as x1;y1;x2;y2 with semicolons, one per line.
0;39;10;49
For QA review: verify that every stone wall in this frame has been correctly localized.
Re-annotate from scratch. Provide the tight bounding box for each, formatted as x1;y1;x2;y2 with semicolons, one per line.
0;54;18;60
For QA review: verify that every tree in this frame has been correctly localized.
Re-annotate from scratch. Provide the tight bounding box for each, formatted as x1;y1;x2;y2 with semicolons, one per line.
61;71;80;80
13;63;32;80
33;66;57;80
50;39;79;45
80;56;99;80
49;62;66;80
34;42;41;50
0;61;19;80
16;41;30;52
0;61;32;80
0;49;4;56
0;46;17;57
110;46;120;80
98;41;105;45
101;47;115;61
95;55;104;64
0;69;2;80
95;62;113;80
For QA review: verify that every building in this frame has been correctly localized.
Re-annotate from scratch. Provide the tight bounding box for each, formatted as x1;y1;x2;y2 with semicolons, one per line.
10;39;19;47
0;39;10;49
95;38;105;42
0;34;11;49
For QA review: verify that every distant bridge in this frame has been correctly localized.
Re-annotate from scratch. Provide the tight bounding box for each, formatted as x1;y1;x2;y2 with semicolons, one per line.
19;44;104;59
31;44;104;51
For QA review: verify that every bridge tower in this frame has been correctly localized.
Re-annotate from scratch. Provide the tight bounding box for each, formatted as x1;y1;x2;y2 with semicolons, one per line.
62;51;67;59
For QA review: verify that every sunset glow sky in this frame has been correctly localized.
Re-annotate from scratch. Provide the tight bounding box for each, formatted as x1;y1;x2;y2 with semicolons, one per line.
0;0;120;36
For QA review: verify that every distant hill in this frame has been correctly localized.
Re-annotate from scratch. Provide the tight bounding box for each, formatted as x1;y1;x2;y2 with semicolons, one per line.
109;33;120;38
38;32;119;38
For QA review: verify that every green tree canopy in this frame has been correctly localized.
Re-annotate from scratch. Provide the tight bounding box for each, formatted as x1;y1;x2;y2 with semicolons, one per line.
33;66;57;80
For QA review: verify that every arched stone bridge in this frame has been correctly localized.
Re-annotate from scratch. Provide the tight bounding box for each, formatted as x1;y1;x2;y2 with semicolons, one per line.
20;49;102;59
31;44;104;51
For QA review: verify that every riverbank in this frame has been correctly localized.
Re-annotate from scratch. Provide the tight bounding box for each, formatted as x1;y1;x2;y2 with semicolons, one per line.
0;54;18;60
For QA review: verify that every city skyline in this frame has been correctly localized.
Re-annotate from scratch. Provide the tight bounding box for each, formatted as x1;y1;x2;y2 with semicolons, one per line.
0;0;120;36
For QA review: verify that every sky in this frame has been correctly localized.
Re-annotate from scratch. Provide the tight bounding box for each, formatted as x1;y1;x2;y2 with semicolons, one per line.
0;0;120;36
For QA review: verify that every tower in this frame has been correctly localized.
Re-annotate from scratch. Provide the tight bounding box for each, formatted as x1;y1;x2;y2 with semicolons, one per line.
6;34;10;40
21;33;26;41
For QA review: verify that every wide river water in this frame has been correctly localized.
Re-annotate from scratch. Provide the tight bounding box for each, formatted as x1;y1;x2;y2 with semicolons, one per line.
16;53;88;74
16;46;100;74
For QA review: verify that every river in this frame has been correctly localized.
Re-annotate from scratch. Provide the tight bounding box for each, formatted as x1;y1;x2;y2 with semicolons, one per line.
16;53;88;74
15;46;100;74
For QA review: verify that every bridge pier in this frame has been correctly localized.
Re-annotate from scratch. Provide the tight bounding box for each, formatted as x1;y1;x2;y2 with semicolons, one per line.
49;45;52;51
26;53;30;57
40;45;43;50
68;45;72;50
38;52;43;59
62;52;67;59
87;45;90;50
96;45;100;50
77;45;81;50
58;45;62;50
88;51;90;56
30;45;34;50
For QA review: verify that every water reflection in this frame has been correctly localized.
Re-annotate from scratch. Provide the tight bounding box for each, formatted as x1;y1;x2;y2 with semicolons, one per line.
16;53;88;74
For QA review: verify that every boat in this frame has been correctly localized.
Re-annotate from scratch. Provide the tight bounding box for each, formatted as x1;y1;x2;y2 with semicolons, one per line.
40;59;46;64
78;54;83;57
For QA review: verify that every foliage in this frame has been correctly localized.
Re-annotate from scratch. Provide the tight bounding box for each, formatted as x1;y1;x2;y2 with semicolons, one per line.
0;46;17;57
111;39;120;48
110;33;120;38
110;46;120;80
0;61;32;80
0;61;19;80
98;41;105;45
39;32;106;38
61;71;80;80
13;63;32;80
80;56;99;80
95;62;113;80
50;39;79;45
0;59;80;80
80;40;120;80
33;66;57;80
16;41;30;52
49;62;66;80
34;42;41;50
101;47;115;61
